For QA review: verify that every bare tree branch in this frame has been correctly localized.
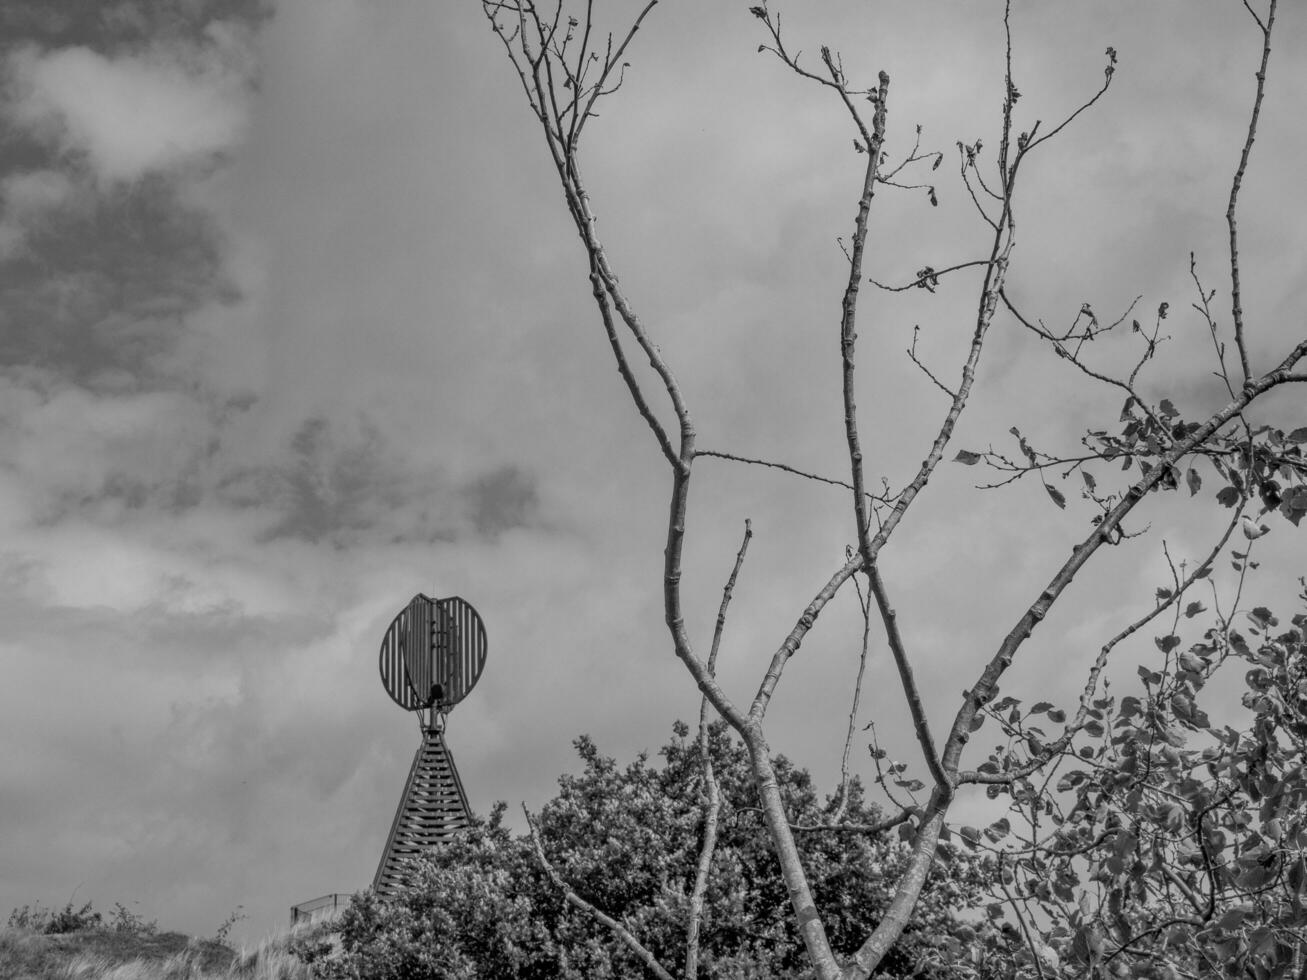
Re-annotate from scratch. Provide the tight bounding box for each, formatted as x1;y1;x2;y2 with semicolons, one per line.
1226;0;1277;386
864;562;947;789
686;519;752;980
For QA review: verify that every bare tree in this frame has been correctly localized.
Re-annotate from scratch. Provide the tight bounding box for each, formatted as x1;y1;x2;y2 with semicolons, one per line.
481;1;1306;977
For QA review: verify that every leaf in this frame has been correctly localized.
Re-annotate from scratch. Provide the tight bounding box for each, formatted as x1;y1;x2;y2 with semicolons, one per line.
1046;483;1067;509
1281;486;1307;526
1287;427;1307;444
1289;855;1306;894
1216;485;1240;508
983;817;1011;843
1186;468;1201;495
1249;606;1277;627
1171;692;1195;721
1048;708;1067;723
1236;862;1272;890
1081;470;1097;491
1057;771;1086;792
1184;601;1206;619
1159;398;1177;418
1155;634;1181;654
1031;702;1054;714
954;450;983;465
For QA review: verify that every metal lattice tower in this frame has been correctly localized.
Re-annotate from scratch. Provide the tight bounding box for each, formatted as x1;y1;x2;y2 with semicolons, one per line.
372;594;487;898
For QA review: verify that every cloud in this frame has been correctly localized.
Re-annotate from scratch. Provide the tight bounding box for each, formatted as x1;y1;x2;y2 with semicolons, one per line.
231;415;446;546
5;31;252;185
0;373;216;521
462;465;539;538
0;169;75;258
1;168;75;211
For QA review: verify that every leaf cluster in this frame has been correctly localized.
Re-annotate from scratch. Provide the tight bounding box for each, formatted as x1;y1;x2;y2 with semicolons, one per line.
961;586;1307;978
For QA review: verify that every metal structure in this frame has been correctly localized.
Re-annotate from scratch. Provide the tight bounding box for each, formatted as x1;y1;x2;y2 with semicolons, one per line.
290;893;348;926
372;594;488;898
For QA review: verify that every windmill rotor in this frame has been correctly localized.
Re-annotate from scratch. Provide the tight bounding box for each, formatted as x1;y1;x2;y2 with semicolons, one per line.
378;594;488;717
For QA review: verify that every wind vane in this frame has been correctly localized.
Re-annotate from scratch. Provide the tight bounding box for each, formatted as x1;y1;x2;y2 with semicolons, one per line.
372;593;488;897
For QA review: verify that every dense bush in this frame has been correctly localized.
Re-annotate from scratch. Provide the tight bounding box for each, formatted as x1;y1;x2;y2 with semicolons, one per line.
302;723;1003;978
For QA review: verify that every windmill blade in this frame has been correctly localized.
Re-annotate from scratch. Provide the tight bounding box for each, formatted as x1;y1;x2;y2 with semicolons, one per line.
379;594;435;711
433;596;487;709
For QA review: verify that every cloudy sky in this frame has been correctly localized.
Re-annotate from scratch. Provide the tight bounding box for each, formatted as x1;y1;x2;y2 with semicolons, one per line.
1;0;1304;945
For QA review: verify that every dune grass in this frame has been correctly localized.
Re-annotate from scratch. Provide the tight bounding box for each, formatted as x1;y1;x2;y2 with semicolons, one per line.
0;923;317;980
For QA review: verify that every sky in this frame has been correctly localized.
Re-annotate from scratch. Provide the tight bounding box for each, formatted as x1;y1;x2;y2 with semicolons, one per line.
1;0;1305;947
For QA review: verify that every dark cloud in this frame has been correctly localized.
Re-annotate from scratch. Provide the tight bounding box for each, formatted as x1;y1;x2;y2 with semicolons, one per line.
246;415;456;546
462;464;539;539
0;0;272;54
0;178;231;383
226;418;546;546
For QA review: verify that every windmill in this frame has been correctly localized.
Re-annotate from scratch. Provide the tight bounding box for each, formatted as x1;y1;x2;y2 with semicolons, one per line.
372;593;488;898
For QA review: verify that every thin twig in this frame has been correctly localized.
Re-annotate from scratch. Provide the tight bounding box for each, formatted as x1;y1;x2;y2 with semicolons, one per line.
870;259;991;292
906;326;958;399
997;856;1047;980
695;449;889;504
